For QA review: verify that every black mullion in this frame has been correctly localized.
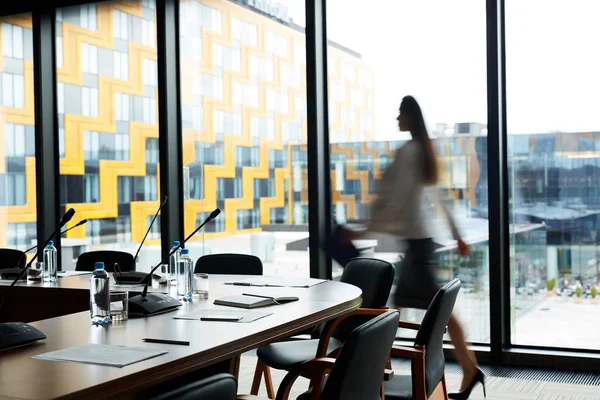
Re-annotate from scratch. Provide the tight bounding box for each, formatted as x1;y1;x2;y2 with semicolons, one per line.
156;0;184;261
306;0;332;279
486;0;509;364
33;6;61;267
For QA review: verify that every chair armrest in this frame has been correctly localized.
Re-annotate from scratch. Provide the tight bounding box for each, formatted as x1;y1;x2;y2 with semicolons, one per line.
397;320;447;333
390;345;425;360
275;358;336;400
383;369;395;381
316;308;389;357
398;320;422;330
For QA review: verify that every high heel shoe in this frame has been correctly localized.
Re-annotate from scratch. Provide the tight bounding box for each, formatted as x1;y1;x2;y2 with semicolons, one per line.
448;368;486;399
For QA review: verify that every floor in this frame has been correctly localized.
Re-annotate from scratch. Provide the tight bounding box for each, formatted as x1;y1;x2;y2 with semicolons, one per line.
237;355;600;399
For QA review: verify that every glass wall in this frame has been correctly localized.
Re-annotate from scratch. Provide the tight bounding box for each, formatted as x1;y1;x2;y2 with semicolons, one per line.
0;15;36;255
56;0;160;271
506;0;600;350
326;0;490;343
178;0;309;276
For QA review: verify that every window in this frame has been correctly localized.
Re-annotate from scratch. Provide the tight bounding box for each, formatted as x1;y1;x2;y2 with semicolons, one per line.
81;87;98;117
114;93;130;121
142;19;155;47
142;97;157;124
327;0;488;343
3;15;36;250
56;37;63;68
114;51;128;80
180;0;308;277
2;73;25;108
143;58;157;86
113;10;128;40
2;23;23;59
81;43;98;74
58;1;159;272
80;4;97;30
83;173;99;202
507;0;600;351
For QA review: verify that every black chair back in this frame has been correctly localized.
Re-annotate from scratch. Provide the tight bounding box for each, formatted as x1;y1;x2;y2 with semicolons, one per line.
75;251;135;272
321;310;400;400
151;373;237;400
333;257;395;340
415;278;461;396
0;248;26;269
194;253;263;275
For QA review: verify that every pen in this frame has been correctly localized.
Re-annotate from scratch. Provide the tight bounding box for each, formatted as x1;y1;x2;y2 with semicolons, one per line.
243;293;275;300
224;282;265;286
142;338;190;346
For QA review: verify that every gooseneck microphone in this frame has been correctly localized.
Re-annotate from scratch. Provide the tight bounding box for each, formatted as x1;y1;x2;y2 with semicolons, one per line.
16;219;88;264
127;209;221;316
0;208;76;315
0;209;75;351
134;196;167;263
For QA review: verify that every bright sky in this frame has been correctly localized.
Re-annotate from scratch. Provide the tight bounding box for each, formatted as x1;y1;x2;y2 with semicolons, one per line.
286;0;600;140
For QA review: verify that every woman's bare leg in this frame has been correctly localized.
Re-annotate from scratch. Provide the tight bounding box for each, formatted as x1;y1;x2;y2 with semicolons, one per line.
447;313;479;391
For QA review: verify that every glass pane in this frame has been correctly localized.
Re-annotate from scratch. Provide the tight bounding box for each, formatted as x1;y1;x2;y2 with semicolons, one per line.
58;1;160;272
0;14;36;254
327;0;489;342
507;0;600;350
179;0;308;276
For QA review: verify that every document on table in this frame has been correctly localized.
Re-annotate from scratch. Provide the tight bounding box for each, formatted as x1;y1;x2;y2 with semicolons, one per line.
173;308;272;323
32;344;167;367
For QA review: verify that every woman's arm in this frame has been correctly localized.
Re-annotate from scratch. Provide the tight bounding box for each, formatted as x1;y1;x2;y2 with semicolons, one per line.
437;190;470;256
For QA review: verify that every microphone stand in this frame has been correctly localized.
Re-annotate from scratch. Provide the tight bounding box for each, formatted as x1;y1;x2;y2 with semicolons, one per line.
127;209;220;316
140;209;220;296
0;209;76;314
134;196;167;264
9;220;88;272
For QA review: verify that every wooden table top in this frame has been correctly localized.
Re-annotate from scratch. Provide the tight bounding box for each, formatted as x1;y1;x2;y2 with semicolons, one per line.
0;275;362;400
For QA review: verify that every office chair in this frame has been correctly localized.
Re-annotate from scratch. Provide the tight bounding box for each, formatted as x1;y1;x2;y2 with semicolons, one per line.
275;310;400;400
75;250;135;272
151;373;237;400
251;257;395;398
0;248;26;269
314;278;461;400
194;253;263;275
384;278;461;400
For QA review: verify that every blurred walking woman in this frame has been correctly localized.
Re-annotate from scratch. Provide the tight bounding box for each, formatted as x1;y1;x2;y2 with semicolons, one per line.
348;96;484;399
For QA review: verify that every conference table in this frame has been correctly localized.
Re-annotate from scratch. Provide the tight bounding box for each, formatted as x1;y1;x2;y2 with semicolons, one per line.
0;274;362;399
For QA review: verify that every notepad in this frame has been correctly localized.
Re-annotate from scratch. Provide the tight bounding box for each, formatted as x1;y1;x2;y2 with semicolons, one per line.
32;344;167;367
214;294;299;309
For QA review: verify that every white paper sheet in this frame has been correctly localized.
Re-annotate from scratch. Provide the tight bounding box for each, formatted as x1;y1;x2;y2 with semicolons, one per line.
32;344;167;367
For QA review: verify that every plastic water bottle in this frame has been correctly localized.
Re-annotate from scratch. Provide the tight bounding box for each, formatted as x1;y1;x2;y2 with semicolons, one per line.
90;262;111;325
177;249;193;301
42;240;57;283
168;241;180;286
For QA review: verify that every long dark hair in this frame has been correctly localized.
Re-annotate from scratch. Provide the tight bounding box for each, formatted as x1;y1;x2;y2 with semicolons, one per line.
399;96;438;184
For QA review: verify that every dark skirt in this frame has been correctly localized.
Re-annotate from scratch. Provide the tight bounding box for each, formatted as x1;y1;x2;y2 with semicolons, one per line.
393;238;441;310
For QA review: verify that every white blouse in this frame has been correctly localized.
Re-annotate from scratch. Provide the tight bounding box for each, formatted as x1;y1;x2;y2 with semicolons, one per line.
366;140;460;240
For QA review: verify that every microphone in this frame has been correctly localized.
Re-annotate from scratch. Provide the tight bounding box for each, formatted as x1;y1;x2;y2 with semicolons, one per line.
134;196;167;264
0;208;76;350
127;209;221;316
20;219;88;258
1;219;88;277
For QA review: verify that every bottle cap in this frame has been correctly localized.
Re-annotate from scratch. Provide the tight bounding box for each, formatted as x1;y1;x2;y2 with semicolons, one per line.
181;249;189;255
94;262;105;270
173;241;180;246
47;240;54;246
